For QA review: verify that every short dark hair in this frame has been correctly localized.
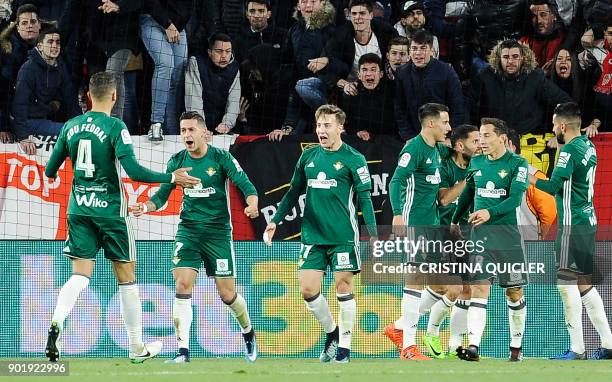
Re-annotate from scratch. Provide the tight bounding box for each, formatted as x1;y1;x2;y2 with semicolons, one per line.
506;128;521;154
481;117;509;136
208;32;232;47
450;124;479;148
499;39;523;52
553;102;582;128
410;29;434;47
349;0;374;12
180;111;207;129
387;36;410;50
37;26;60;45
246;0;271;11
358;53;382;70
418;103;449;124
89;71;117;100
16;4;38;18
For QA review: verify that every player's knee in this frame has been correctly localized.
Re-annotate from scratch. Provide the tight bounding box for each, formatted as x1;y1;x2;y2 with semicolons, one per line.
300;284;320;300
445;284;462;300
505;287;523;302
175;279;194;294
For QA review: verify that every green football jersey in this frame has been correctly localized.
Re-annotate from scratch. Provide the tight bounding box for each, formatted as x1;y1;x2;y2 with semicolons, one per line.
439;156;469;226
459;150;529;226
389;135;450;225
151;146;257;233
49;111;136;218
540;135;597;227
271;143;372;245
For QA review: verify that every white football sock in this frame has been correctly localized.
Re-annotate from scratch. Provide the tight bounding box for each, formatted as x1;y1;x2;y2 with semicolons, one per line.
337;293;356;349
173;294;192;349
419;287;442;315
305;293;336;334
557;283;585;353
402;288;421;349
226;294;252;334
449;299;469;352
467;297;488;347
581;287;612;349
52;274;90;329
119;283;144;353
507;296;526;349
427;296;454;336
394;289;410;329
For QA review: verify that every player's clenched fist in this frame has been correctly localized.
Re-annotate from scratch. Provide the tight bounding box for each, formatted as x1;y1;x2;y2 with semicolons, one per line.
130;201;157;217
172;167;201;188
244;195;259;219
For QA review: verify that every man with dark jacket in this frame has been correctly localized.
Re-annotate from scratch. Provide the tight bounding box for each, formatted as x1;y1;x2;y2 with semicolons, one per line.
12;27;80;154
340;53;395;139
394;29;464;140
233;0;287;64
468;38;572;136
468;39;572;174
185;33;241;135
0;4;43;143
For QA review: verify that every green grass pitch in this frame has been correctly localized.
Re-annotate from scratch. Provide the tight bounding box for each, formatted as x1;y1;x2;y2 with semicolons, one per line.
19;358;612;382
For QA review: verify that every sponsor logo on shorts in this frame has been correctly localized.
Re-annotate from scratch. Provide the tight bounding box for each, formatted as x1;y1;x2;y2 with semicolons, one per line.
216;259;231;275
308;172;337;189
336;252;353;269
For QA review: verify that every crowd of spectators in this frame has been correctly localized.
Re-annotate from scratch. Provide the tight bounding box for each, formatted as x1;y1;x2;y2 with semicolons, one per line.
0;0;610;155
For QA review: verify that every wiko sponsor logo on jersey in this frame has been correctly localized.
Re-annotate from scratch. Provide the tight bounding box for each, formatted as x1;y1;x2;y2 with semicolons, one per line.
75;192;109;208
477;181;507;198
307;172;338;189
184;183;216;198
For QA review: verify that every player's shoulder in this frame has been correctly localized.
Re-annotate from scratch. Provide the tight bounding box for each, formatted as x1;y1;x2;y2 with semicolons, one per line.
508;151;528;167
168;149;189;166
340;142;367;162
469;154;486;167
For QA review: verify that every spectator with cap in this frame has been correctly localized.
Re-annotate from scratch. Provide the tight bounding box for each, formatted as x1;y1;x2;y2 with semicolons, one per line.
394;0;439;58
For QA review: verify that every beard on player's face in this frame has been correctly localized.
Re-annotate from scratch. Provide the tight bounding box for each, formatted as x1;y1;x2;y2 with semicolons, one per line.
556;130;565;144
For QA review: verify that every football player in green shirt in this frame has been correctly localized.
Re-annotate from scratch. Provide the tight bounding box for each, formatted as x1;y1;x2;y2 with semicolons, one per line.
452;118;529;362
44;72;200;363
264;105;377;363
132;111;260;363
529;102;612;360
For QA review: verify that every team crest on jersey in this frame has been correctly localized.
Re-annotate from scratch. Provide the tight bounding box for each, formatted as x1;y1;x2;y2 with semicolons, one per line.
498;169;508;179
207;167;216;176
333;161;344;170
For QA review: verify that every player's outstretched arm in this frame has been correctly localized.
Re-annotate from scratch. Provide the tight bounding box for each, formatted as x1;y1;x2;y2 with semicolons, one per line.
119;154;200;187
